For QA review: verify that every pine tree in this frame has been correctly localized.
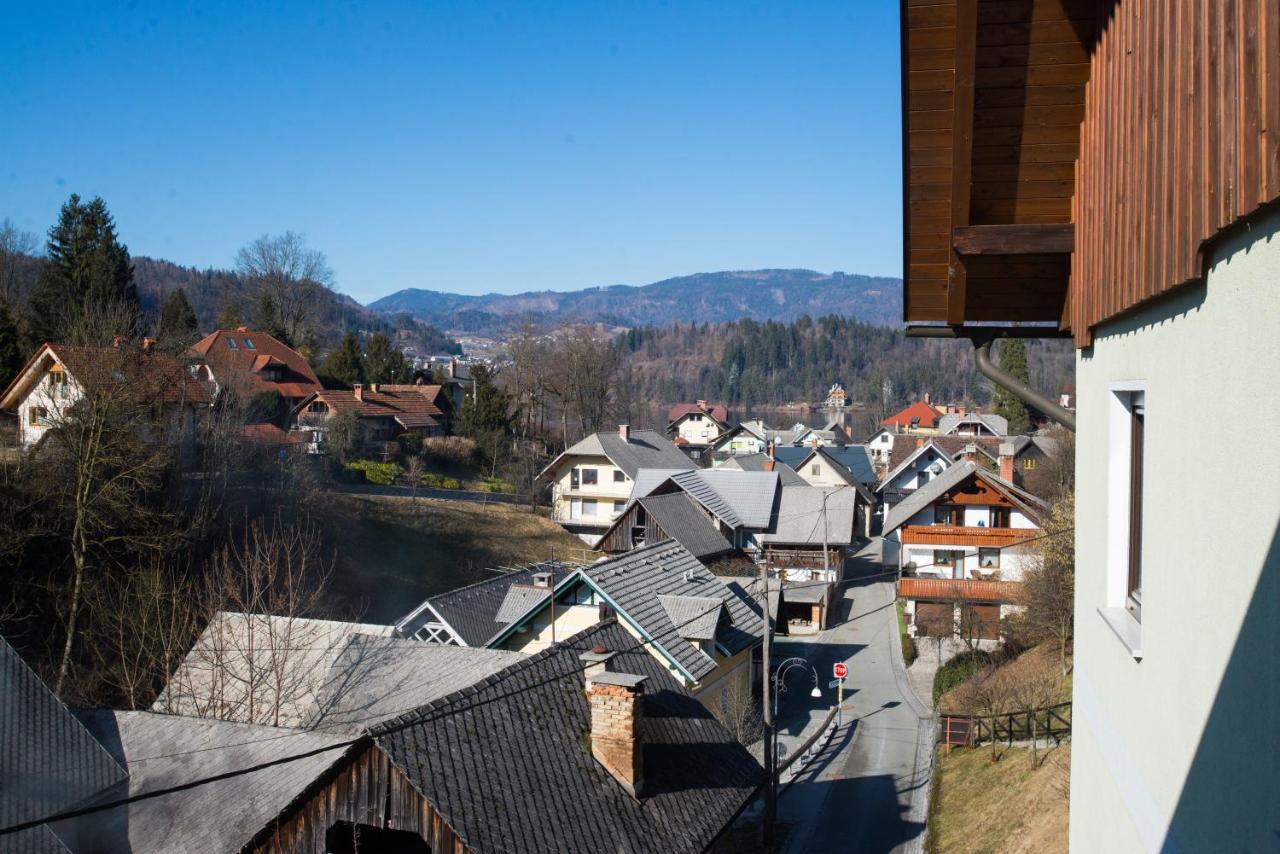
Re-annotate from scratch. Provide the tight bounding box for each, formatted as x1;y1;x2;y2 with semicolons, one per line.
455;365;513;470
157;288;199;346
23;195;137;348
362;333;409;384
215;302;243;329
254;291;291;347
0;298;23;388
321;333;364;387
992;338;1032;434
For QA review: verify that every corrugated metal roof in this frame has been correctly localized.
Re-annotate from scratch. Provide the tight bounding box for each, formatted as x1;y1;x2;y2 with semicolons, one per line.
657;595;723;641
1;636;127;852
637;493;733;559
757;486;859;546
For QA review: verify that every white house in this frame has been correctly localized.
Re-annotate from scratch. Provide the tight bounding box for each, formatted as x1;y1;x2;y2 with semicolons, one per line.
665;401;730;448
883;462;1046;641
938;411;1008;437
535;425;694;542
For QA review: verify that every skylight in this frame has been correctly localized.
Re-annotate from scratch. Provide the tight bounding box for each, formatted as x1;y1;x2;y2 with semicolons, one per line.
227;338;238;349
243;338;256;350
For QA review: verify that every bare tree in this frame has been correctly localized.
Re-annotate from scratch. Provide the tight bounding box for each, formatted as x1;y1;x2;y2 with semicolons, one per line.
1024;425;1075;503
548;326;618;442
714;677;764;746
156;513;338;726
34;304;202;695
235;231;333;346
505;319;550;438
1009;652;1066;768
1013;494;1075;675
0;218;40;307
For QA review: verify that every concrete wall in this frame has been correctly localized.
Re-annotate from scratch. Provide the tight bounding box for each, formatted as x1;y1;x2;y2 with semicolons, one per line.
548;454;633;530
1070;207;1280;853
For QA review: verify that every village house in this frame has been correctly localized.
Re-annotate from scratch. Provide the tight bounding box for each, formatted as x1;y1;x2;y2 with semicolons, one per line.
791;444;879;490
902;3;1280;847
0;340;210;450
665;400;730;448
879;399;943;435
707;418;769;459
485;541;764;717
536;425;695;542
883;462;1046;642
290;382;451;456
938;410;1008;438
188;328;322;410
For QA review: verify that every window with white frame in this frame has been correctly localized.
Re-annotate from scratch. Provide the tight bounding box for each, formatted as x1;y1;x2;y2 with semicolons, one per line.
1106;384;1147;634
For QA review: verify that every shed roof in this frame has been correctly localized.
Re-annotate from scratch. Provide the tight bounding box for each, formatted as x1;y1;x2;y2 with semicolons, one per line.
370;620;763;854
636;493;734;559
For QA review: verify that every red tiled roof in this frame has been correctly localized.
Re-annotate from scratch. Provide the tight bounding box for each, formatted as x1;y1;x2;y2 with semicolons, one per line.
46;344;212;405
305;386;443;429
881;401;942;428
667;402;729;425
887;434;1002;470
190;329;321;401
241;423;310;445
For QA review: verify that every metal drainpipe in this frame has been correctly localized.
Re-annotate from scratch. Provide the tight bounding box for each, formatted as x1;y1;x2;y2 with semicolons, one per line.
973;338;1076;432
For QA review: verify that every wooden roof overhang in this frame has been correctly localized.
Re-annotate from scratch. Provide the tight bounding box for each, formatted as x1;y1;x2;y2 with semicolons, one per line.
902;0;1098;330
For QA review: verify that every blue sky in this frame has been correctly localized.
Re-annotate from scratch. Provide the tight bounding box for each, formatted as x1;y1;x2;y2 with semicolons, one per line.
2;1;902;303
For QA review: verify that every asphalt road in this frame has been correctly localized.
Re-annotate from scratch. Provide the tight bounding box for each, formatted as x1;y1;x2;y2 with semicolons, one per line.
776;566;933;854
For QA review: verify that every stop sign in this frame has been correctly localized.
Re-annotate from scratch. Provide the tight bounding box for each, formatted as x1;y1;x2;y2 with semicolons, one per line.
833;662;848;679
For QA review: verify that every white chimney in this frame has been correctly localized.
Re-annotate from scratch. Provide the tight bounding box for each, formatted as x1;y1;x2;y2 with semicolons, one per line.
619;424;630;442
353;383;364;401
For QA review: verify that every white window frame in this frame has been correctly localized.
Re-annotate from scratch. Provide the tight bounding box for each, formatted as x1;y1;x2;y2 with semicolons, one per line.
1100;381;1147;659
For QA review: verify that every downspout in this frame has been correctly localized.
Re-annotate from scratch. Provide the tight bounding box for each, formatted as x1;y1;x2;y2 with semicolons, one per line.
973;338;1076;432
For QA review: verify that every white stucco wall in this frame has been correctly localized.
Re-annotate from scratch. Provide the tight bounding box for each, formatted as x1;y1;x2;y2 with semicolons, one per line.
885;449;951;491
1070;208;1280;853
16;368;81;447
549;455;633;529
673;413;722;445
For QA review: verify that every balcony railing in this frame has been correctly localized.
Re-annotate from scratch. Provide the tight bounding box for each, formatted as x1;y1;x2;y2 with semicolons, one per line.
897;576;1024;603
901;525;1039;547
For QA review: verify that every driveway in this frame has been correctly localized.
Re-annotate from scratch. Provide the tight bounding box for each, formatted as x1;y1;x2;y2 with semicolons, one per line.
776;559;934;854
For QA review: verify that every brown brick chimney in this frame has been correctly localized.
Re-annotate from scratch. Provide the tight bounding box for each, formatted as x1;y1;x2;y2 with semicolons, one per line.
353;383;364;401
619;424;630;442
998;442;1016;482
582;648;645;797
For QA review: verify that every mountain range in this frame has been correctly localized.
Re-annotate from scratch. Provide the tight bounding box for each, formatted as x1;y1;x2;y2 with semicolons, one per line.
368;269;903;334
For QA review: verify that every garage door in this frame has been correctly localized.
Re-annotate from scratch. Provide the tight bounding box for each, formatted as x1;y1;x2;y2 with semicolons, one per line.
915;601;954;637
960;604;1001;641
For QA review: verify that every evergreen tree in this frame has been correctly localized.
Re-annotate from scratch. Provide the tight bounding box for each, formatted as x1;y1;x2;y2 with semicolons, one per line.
254;291;291;346
156;288;199;345
215;302;243;329
0;298;23;388
455;365;513;469
321;333;364;387
23;195;138;348
362;333;409;383
992;338;1032;434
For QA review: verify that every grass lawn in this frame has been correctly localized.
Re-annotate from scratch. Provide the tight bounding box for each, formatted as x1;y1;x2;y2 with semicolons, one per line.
927;744;1070;854
316;494;593;624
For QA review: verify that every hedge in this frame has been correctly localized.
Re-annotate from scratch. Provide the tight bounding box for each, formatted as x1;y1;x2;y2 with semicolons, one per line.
932;649;994;705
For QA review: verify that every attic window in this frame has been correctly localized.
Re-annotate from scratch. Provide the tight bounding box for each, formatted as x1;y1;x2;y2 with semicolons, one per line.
243;338;256;350
227;338;238;350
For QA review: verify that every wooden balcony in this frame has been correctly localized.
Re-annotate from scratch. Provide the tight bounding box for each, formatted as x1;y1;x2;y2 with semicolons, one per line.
900;525;1039;548
897;577;1023;604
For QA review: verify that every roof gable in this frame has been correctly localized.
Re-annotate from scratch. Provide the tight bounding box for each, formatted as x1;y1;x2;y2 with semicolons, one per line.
396;564;572;647
190;329;321;399
882;462;1048;534
881;401;941;429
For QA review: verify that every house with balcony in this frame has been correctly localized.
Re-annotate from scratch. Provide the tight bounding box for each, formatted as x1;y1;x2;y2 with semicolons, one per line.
901;5;1280;846
665;400;730;452
291;382;448;456
535;425;695;542
883;462;1046;641
0;341;210;450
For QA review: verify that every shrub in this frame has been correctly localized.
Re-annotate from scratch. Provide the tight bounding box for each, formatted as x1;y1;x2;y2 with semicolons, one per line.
344;459;402;486
901;633;917;667
422;435;478;467
476;476;516;494
933;649;995;705
397;432;424;456
421;472;462;490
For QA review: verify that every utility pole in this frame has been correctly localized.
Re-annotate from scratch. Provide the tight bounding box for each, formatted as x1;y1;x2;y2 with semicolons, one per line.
759;557;775;849
821;490;830;580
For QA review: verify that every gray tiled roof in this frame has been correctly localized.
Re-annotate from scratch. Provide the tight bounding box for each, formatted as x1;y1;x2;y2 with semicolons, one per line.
757;486;860;547
372;620;764;854
812;445;878;486
152;613;395;727
771;446;812;469
70;710;351;853
658;595;723;641
307;636;522;732
396;563;572;647
582;541;763;682
882;461;1048;535
721;453;807;486
628;467;694;500
668;469;778;529
638;493;734;559
1;636;126;853
939;412;1009;436
541;429;695;481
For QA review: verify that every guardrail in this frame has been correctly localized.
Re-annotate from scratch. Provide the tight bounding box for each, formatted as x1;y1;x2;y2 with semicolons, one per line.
779;703;843;779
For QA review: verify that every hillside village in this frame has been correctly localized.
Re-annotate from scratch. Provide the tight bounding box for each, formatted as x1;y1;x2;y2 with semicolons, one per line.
4;2;1280;853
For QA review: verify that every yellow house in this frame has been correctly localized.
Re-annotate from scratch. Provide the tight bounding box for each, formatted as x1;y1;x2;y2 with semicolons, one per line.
487;541;763;717
536;425;695;542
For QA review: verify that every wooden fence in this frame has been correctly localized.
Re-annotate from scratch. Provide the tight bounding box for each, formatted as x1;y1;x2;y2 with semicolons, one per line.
939;701;1072;751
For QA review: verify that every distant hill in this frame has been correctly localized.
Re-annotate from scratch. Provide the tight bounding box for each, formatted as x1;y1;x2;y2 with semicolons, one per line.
368;269;904;332
131;257;460;355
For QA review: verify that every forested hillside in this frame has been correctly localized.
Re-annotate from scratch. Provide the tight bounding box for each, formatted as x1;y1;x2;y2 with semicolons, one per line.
131;257;459;354
616;316;1073;413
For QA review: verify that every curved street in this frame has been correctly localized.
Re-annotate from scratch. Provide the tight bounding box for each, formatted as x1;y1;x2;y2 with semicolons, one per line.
773;562;934;854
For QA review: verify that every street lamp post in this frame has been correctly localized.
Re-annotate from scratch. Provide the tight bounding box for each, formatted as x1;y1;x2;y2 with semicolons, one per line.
764;655;822;837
